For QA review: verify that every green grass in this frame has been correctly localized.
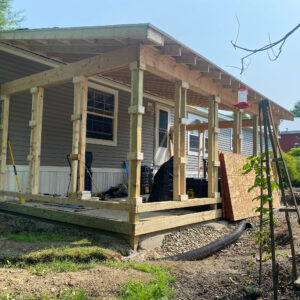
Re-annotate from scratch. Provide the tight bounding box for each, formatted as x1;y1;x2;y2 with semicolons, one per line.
0;287;88;300
105;261;175;300
1;245;115;275
1;232;82;243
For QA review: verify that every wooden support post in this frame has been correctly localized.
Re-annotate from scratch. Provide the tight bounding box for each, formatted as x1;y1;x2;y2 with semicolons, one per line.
0;95;10;195
174;81;188;201
233;110;242;154
127;61;145;248
180;84;187;199
252;116;258;156
127;61;144;205
198;130;201;178
27;87;44;194
198;130;206;178
208;96;220;200
70;76;88;194
75;76;88;192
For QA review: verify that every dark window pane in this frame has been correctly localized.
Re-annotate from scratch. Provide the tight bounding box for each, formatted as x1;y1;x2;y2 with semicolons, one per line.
86;113;113;141
159;131;168;148
158;109;168;148
159;110;168;130
189;134;199;152
87;88;114;116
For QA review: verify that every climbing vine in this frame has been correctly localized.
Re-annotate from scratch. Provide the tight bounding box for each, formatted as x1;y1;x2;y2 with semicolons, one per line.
242;152;280;284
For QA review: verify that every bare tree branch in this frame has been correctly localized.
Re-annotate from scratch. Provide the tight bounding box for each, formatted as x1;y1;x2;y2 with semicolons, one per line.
231;23;300;74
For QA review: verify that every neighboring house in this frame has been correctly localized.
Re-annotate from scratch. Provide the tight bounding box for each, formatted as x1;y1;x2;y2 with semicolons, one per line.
279;118;300;152
0;41;268;195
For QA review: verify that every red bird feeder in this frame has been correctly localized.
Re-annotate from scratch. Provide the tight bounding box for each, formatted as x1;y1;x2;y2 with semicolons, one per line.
234;86;251;109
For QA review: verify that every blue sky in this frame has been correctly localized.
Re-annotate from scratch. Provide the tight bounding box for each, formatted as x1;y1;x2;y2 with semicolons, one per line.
11;0;300;113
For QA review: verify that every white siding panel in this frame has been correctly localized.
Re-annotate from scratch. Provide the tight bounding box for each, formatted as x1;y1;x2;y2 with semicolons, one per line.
6;165;127;196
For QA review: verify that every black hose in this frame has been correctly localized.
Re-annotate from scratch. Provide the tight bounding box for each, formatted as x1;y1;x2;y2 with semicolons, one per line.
163;221;253;261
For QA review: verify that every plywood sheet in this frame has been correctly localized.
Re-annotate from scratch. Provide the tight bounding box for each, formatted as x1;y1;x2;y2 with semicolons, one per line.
220;152;281;221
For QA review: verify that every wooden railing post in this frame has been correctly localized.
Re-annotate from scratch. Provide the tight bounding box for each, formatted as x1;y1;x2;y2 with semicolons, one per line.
127;61;145;250
0;95;10;195
27;87;44;194
208;95;220;199
252;115;258;156
233;109;242;154
70;76;88;194
174;81;188;201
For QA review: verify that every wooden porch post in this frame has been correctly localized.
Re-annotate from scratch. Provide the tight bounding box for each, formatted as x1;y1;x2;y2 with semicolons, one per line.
233;110;242;154
0;95;10;194
27;87;44;194
252;115;258;156
127;61;145;249
208;95;220;199
174;81;188;201
70;76;88;194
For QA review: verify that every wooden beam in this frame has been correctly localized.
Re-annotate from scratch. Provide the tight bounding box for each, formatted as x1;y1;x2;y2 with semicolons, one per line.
136;197;221;213
0;25;164;46
25;45;121;54
27;87;44;194
233;110;242;154
138;46;263;115
208;96;220;199
175;119;254;132
135;209;222;235
161;44;181;56
176;54;197;64
190;63;210;72
205;71;222;80
252;116;258;156
127;61;144;206
0;96;9;194
1;45;139;96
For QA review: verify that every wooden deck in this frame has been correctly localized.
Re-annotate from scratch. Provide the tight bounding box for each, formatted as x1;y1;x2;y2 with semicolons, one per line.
0;193;222;245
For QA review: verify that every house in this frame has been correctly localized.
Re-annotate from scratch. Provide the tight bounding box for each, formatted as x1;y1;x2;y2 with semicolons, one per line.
0;24;293;248
279;118;300;152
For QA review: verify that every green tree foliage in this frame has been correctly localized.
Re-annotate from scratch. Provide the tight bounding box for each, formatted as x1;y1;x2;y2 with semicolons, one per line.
282;148;300;187
291;101;300;117
0;0;25;30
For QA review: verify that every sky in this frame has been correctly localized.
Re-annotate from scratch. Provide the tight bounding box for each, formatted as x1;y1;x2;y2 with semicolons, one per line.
10;0;300;117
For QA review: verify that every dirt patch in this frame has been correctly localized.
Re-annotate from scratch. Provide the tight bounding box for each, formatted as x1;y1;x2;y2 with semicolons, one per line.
0;265;151;299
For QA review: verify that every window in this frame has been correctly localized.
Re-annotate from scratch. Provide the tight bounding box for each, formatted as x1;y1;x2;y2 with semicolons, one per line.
86;83;118;146
187;113;207;156
158;109;169;148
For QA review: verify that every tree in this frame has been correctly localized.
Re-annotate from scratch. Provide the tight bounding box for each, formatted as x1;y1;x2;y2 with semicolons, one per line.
231;20;300;74
291;101;300;117
0;0;25;30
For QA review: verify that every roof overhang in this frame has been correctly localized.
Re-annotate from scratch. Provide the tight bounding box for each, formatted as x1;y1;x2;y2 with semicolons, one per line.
0;23;294;122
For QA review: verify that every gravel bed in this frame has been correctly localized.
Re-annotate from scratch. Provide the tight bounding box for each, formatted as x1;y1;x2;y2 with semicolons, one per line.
159;222;236;257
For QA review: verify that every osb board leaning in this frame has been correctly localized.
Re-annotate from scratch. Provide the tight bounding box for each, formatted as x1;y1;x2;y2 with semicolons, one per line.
220;152;281;221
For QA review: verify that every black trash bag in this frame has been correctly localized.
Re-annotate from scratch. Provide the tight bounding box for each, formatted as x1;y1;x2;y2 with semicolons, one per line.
148;156;173;202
